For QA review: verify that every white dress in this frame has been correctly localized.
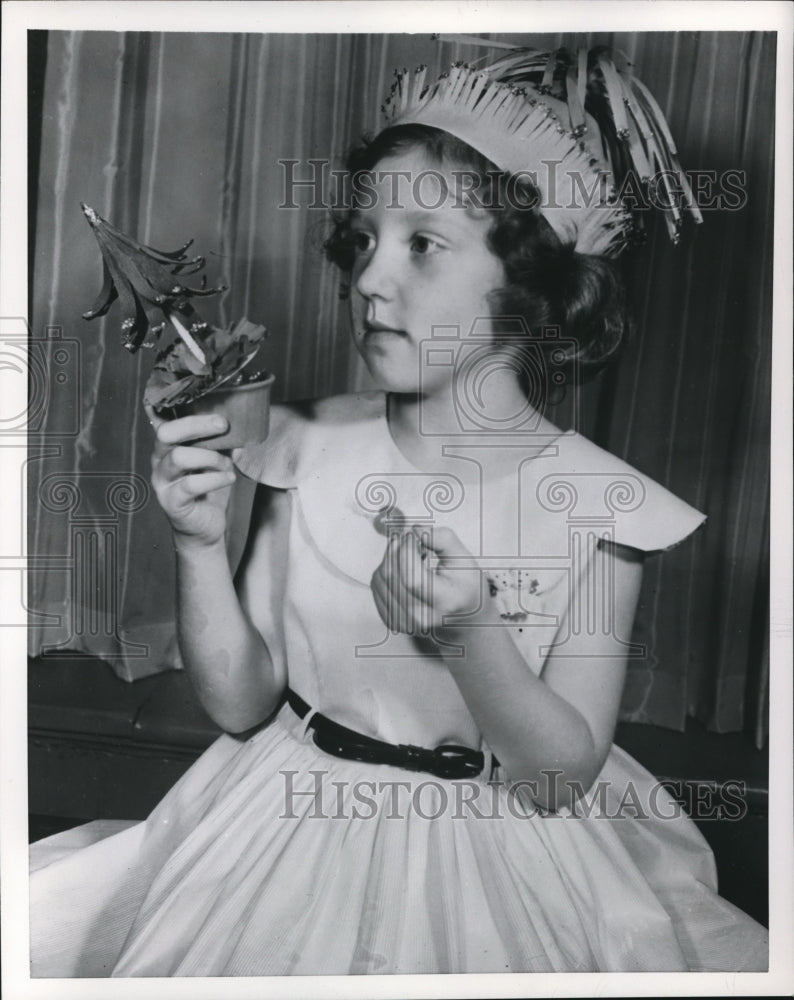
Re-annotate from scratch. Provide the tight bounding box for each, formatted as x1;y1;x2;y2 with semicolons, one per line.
29;391;768;976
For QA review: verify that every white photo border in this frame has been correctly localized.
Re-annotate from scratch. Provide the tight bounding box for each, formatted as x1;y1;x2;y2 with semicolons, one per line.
2;2;792;997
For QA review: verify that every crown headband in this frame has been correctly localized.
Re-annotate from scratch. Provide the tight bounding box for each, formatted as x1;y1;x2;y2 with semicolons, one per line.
382;45;702;256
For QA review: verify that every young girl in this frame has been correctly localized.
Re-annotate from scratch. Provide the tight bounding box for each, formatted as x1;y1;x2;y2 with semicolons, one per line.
30;49;768;976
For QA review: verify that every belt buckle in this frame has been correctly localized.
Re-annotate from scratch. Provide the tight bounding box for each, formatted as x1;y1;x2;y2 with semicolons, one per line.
400;743;432;773
433;744;485;779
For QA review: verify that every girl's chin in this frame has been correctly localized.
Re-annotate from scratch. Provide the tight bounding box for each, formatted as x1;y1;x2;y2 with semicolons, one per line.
357;352;417;393
356;344;454;396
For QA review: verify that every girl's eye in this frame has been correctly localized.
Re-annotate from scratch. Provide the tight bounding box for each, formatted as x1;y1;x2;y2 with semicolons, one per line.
351;231;374;254
410;234;443;255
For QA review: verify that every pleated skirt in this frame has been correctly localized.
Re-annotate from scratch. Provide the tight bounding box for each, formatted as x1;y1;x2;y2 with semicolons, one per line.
29;704;768;976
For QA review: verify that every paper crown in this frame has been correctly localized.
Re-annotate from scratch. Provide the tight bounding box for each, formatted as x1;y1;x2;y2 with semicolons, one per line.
383;45;702;256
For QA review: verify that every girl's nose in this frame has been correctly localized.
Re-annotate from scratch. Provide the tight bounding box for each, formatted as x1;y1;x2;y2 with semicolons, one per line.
354;242;395;301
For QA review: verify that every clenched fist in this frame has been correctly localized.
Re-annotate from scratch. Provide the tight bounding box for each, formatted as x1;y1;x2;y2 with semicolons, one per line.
370;524;498;637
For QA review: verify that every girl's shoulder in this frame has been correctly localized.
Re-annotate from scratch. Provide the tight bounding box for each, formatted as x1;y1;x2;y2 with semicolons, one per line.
233;391;385;488
535;430;706;553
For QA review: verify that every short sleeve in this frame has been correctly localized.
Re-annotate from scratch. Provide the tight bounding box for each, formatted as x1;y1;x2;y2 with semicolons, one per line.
610;475;706;552
528;432;707;555
232;402;310;488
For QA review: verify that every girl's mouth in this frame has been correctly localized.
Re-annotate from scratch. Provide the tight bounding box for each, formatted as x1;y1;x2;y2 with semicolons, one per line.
363;321;407;338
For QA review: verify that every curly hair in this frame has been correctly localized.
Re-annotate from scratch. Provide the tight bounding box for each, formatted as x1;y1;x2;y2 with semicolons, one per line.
324;124;629;377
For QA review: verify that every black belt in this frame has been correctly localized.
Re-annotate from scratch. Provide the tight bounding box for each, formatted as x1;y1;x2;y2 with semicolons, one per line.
286;688;492;780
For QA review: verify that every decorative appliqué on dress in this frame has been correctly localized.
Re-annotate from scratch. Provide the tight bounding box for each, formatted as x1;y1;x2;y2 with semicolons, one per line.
488;570;542;628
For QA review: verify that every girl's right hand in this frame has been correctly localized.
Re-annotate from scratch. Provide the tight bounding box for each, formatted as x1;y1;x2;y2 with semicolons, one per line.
147;404;237;548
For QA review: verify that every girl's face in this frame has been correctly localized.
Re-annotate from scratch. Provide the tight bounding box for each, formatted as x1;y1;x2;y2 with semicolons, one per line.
348;149;506;396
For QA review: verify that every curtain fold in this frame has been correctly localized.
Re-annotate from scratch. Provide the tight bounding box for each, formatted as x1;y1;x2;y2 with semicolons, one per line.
28;32;773;744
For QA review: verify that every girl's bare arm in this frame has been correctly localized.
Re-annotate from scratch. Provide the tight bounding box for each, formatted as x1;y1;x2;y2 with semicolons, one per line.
372;529;643;809
439;540;644;809
150;412;287;733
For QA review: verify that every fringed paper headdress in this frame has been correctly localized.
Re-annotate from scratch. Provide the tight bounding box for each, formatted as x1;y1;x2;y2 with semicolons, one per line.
382;43;702;256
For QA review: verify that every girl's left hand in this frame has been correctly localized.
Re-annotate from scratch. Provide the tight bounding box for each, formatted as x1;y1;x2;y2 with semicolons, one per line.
370;525;497;636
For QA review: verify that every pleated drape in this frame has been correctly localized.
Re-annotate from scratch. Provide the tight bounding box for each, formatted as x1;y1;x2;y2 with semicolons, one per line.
28;32;773;743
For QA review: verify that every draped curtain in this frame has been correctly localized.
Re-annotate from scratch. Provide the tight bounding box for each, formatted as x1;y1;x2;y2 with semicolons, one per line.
28;31;774;744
